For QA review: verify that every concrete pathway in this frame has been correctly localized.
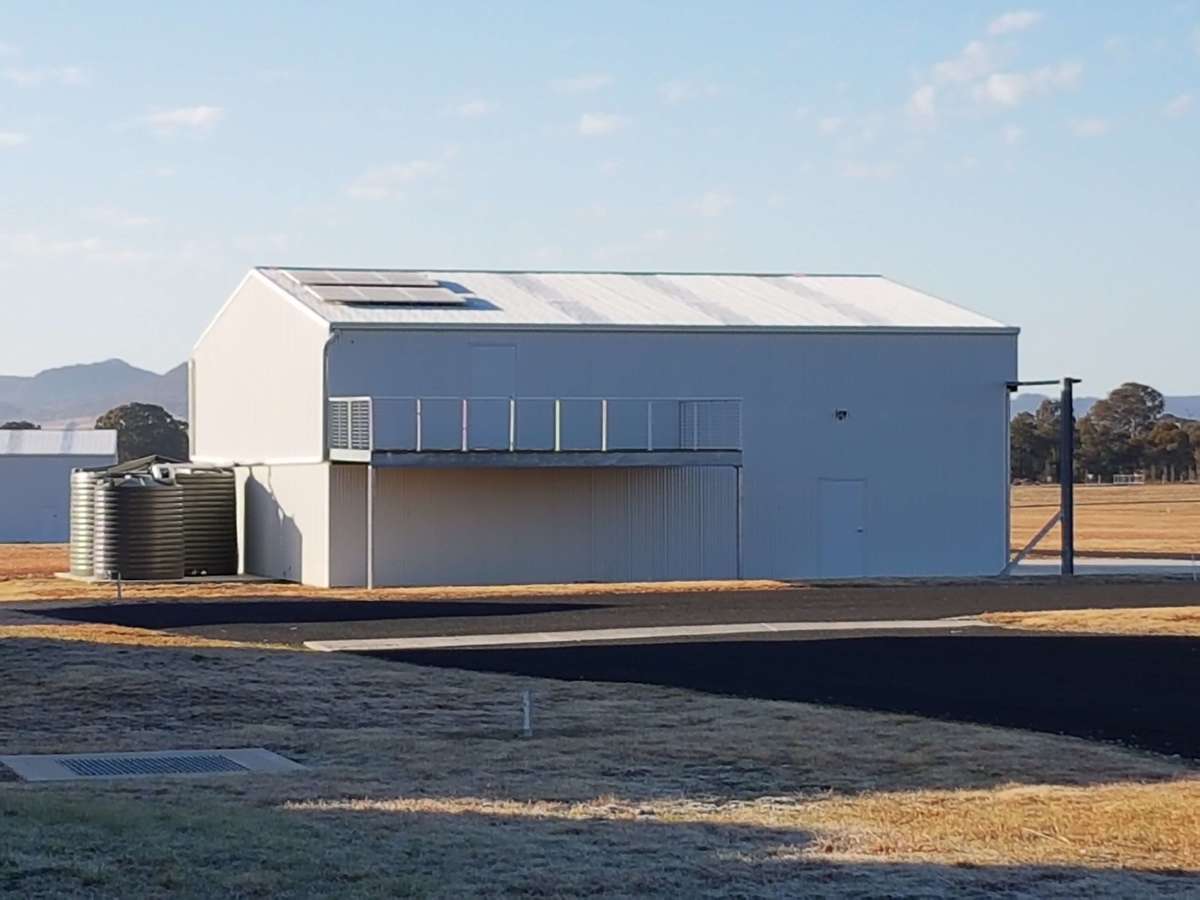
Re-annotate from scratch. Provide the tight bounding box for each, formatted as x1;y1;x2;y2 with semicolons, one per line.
1015;557;1200;577
304;617;989;652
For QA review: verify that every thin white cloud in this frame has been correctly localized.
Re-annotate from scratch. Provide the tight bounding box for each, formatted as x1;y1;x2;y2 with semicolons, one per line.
974;61;1081;107
0;231;150;264
346;159;444;199
1002;124;1025;145
445;99;496;118
3;65;88;87
1102;36;1127;57
987;10;1044;36
551;73;613;94
906;84;937;123
933;40;996;84
577;112;630;136
817;116;844;136
233;232;289;255
839;161;898;180
138;105;224;135
1068;117;1110;138
0;131;29;147
1164;93;1192;118
693;190;734;218
658;79;719;104
83;207;159;227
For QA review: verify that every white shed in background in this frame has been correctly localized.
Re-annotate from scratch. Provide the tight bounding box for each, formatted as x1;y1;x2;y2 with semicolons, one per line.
191;268;1018;587
0;430;117;542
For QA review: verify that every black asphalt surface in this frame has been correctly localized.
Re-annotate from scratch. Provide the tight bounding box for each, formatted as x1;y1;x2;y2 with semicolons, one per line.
368;636;1200;759
13;580;1200;758
15;579;1200;646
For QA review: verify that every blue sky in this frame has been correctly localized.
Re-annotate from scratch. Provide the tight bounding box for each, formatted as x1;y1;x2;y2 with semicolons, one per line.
1;2;1197;394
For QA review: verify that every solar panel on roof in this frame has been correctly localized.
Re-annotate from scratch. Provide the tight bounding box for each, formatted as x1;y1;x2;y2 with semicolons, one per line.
286;269;441;288
308;284;468;306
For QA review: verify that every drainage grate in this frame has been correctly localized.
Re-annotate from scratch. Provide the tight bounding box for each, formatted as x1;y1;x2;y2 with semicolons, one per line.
0;748;304;782
59;753;248;778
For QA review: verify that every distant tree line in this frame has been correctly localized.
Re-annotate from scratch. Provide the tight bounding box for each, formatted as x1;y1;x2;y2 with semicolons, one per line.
1012;382;1199;483
95;403;189;462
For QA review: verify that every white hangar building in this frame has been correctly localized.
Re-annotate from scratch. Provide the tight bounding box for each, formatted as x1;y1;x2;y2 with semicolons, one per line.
190;268;1018;587
0;429;117;542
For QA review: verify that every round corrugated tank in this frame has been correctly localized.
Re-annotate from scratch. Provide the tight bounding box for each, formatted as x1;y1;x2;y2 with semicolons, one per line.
69;469;102;576
92;476;185;581
175;466;237;576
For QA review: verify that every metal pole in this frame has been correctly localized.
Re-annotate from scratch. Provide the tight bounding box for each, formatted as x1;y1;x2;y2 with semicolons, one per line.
521;689;533;738
366;464;375;589
1060;378;1078;576
735;466;744;579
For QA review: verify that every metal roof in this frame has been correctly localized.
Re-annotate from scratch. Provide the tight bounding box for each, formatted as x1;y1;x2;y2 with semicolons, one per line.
257;268;1014;332
0;429;117;457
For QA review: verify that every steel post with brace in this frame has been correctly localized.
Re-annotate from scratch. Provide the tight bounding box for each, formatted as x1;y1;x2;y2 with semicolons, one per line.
1006;376;1081;577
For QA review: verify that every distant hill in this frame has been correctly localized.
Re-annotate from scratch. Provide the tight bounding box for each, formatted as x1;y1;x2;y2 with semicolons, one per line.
1012;393;1200;421
0;359;186;426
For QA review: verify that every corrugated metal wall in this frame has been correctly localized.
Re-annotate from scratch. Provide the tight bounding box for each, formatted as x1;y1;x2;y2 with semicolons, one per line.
238;463;331;586
330;328;1017;579
0;455;116;542
329;465;737;587
191;276;329;465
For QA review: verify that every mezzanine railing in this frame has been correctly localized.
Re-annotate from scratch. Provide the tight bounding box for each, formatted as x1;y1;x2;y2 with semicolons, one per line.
328;396;742;455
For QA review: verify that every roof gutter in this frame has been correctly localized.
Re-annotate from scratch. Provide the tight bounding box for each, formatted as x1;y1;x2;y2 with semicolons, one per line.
329;322;1021;337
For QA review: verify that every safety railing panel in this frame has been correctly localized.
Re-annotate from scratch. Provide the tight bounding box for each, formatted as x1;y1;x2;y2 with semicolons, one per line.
328;396;742;454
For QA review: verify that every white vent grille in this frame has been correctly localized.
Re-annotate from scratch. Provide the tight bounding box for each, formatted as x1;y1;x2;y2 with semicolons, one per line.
349;400;372;450
329;401;350;449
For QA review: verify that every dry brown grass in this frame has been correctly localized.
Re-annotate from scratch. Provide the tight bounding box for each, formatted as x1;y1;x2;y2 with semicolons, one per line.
0;622;291;650
288;778;1200;871
1012;482;1200;557
0;543;71;579
3;544;1200;895
985;606;1200;636
0;544;791;604
2;630;1199;896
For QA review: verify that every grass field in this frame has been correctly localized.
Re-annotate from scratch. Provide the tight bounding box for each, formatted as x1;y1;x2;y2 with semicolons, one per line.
985;606;1200;636
1011;482;1200;557
2;551;1200;895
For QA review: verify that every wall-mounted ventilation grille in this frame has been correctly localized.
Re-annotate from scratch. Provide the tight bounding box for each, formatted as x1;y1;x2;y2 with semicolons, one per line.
349;400;372;450
329;401;350;449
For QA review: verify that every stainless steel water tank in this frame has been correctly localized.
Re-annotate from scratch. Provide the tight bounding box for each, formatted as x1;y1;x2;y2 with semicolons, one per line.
68;469;102;576
175;466;237;576
92;475;185;581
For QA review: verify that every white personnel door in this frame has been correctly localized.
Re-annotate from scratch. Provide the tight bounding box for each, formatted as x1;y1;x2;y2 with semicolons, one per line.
818;478;866;577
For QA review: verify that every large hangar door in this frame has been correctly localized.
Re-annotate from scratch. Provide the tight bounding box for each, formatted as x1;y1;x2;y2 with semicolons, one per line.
367;466;738;586
818;478;866;577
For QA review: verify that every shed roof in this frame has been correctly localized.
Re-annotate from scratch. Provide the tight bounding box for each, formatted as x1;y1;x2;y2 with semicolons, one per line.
0;429;117;457
257;268;1014;333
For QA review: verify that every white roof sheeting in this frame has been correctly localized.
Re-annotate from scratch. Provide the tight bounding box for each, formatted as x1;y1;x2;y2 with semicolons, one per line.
0;429;117;457
258;268;1013;332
